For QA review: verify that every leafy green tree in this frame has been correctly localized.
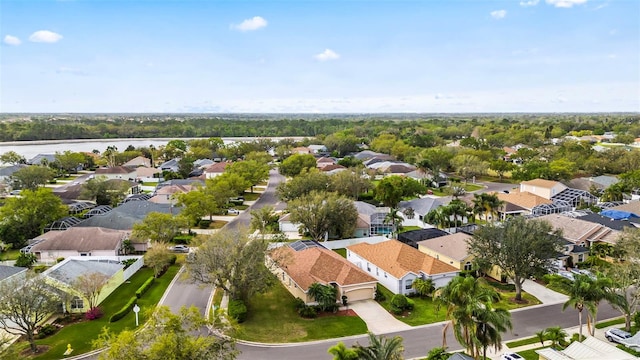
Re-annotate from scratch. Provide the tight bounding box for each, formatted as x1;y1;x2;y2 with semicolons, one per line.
418;147;454;179
79;176;132;206
164;139;188;159
0;188;68;248
337;156;363;168
11;165;55;190
451;154;488;184
144;246;176;278
276;168;331;202
353;332;404;360
95;306;237;360
331;168;372;200
288;191;358;241
0;273;60;353
249;206;280;234
132;212;187;244
279;153;317;177
606;228;640;331
54;151;86;174
425;207;449;229
175;179;235;223
74;272;110;310
535;330;547;346
426;346;449;360
327;341;359;360
14;253;37;268
489;160;516;182
227;160;269;193
186;228;274;302
308;283;338;312
548;158;576;182
468;217;563;301
244;151;273;165
0;151;25;165
374;175;425;208
511;160;552;181
384;208;404;239
212;172;252;196
324;132;360;157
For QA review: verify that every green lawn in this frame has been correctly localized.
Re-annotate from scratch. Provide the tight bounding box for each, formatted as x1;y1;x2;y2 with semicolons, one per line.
517;348;544;360
333;248;347;258
376;284;540;326
506;336;543;348
595;317;625;329
0;248;20;261
29;263;181;359
141;182;158;187
238;280;367;343
399;226;422;233
242;192;261;201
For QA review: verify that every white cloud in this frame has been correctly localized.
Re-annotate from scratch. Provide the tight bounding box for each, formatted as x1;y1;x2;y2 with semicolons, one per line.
545;0;588;8
231;16;268;31
314;49;340;61
29;30;63;43
490;10;507;19
3;35;21;46
520;0;540;6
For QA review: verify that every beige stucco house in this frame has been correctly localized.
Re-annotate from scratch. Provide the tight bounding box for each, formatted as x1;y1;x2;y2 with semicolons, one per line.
417;232;475;271
28;227;131;263
268;241;377;305
519;179;567;200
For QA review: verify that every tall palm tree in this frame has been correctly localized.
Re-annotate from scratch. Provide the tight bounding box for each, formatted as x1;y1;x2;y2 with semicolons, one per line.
384;208;403;239
471;193;504;222
434;276;504;358
308;283;337;312
561;274;598;340
353;332;404;360
425;207;449;229
473;307;512;360
426;346;449;360
448;200;472;228
412;278;435;298
584;274;616;336
534;330;547;346
327;341;359;360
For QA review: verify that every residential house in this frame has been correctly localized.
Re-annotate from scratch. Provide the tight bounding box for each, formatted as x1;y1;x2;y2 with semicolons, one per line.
608;201;640;217
417;232;475;271
43;256;143;313
577;212;640;230
354;201;394;236
347;239;459;295
308;145;328;155
27;154;56;165
371;162;416;176
496;191;552;216
536;336;635;360
94;166;137;181
203;161;230;179
536;213;622;247
150;183;195;204
122;156;151;168
353;151;392;161
193;159;215;169
520;179;568;200
316;157;337;168
135;166;162;180
269;241;377;304
27;227;131;263
0;164;27;184
0;265;27;284
320;164;347;174
75;200;179;235
398;197;445;226
158;158;180;173
291;147;312;155
406;169;448;188
278;212;370;239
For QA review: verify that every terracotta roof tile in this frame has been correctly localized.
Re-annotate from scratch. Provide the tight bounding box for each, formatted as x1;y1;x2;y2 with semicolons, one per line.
417;232;472;261
347;240;458;278
497;191;552;210
520;179;563;189
204;162;230;173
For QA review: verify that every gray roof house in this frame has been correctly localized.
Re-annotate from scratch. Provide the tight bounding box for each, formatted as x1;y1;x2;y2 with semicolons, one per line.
75;200;180;230
398;197;445;223
0;265;27;283
27;154;57;165
159;158;180;172
0;164;27;182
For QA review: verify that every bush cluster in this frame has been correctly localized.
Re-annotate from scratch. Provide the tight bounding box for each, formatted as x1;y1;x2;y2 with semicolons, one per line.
85;307;103;320
390;294;414;315
109;296;137;323
136;277;154;298
37;324;58;339
228;300;248;323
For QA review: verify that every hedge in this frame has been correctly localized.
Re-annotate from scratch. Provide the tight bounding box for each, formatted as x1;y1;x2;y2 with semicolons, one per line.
136;277;155;299
109;296;138;323
228;300;248;323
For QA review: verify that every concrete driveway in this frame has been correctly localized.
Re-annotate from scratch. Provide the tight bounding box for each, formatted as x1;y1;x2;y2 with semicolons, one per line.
348;300;411;335
521;279;568;305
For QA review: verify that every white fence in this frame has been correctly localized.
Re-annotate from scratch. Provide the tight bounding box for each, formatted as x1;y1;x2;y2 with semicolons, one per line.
319;236;390;250
122;256;144;280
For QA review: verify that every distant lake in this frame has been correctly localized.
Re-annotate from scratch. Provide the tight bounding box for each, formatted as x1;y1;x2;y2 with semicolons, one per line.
0;137;300;161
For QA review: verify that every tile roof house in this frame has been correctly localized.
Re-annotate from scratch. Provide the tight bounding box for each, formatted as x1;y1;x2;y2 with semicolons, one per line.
347;240;459;295
536;214;622;246
94;166;137;180
269;241;377;305
28;227;131;263
319;164;347;174
316;157;337;168
203;161;230;179
496;191;552;213
536;336;635;360
609;201;640;217
417;232;475;271
122;156;151;168
520;179;568;200
291;147;312;155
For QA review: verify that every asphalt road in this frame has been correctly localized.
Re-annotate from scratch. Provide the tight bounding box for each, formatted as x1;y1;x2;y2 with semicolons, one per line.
237;302;621;360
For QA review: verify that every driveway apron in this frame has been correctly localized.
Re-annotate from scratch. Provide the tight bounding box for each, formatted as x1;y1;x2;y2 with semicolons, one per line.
349;300;411;335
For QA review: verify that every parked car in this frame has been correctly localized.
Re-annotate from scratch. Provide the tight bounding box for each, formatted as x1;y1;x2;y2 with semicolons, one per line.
227;208;240;215
605;328;632;344
500;353;523;360
169;245;190;253
9;190;21;195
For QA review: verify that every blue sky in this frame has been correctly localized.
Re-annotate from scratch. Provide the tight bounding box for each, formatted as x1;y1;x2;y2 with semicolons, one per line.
1;0;638;113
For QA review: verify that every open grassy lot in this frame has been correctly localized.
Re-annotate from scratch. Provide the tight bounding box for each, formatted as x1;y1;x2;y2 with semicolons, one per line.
27;263;181;359
0;248;20;261
238;280;367;343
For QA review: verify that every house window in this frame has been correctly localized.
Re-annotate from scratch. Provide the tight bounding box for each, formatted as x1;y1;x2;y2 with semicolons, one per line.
282;272;285;281
464;262;473;271
80;252;90;256
70;296;84;310
384;272;387;278
376;267;379;276
405;279;413;290
578;254;584;262
367;263;371;272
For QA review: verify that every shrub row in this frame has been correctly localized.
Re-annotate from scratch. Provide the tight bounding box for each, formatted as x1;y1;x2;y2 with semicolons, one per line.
109;296;137;323
228;300;248;323
136;277;154;299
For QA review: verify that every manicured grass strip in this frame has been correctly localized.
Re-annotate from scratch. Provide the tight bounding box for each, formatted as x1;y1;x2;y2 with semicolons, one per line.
595;317;625;329
213;287;224;308
517;348;544;360
334;248;347;258
238;280;367;343
494;292;541;310
32;263;181;360
506;336;542;348
399;226;422;233
242;192;261;201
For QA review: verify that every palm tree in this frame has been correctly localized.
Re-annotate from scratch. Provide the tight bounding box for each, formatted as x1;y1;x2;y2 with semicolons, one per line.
471;193;504;222
448;200;472;229
327;341;358;360
434;276;503;357
412;278;435;298
473;307;512;360
308;283;337;312
561;274;598;340
426;346;449;360
544;326;567;350
450;186;466;199
353;332;404;360
534;330;547;346
384;208;403;239
425;207;449;229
